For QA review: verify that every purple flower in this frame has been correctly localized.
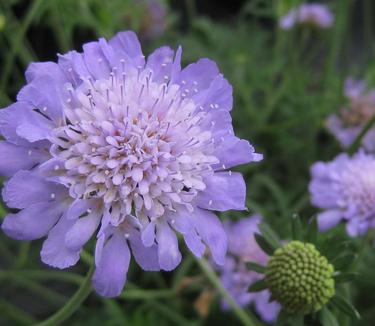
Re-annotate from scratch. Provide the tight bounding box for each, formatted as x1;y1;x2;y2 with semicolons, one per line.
326;78;375;151
213;216;280;323
140;0;167;41
309;151;375;236
279;3;334;30
0;31;261;297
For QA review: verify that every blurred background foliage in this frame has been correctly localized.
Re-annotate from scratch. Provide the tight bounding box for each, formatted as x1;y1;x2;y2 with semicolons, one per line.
1;0;375;325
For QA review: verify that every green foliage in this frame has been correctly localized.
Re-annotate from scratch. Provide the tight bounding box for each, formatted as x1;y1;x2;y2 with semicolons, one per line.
1;0;375;325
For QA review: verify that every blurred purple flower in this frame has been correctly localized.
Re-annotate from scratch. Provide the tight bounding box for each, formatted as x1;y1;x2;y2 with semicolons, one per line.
326;78;375;151
279;3;334;30
213;216;280;323
140;0;167;41
0;31;262;297
309;151;375;236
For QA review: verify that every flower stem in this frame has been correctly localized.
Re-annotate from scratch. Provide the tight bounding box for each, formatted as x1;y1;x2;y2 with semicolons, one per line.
195;257;263;326
0;201;7;219
33;264;94;326
348;113;375;154
0;0;46;91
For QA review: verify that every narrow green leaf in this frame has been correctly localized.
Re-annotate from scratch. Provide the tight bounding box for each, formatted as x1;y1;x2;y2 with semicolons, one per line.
254;233;275;255
291;214;303;241
258;223;281;249
320;306;339;326
246;262;266;274
248;279;268;292
333;272;359;283
331;295;361;320
306;216;318;244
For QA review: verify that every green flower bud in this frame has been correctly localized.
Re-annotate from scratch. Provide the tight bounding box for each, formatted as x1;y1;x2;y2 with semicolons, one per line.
265;241;335;314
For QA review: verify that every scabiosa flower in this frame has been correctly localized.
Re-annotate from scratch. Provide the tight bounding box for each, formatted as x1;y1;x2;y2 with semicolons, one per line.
0;31;262;297
213;216;280;323
326;78;375;151
266;241;335;314
309;151;375;236
279;3;334;30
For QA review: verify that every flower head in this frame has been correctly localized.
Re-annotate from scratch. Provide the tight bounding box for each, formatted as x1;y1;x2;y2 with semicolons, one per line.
279;3;334;30
0;31;261;297
326;78;375;151
309;151;375;236
213;216;280;323
266;241;335;314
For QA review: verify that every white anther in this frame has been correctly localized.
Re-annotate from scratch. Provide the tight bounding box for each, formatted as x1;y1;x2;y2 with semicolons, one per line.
208;200;213;206
50;193;56;199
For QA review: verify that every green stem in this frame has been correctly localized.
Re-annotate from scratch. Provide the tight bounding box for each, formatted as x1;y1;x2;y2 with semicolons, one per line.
0;0;45;91
0;270;83;285
195;257;262;326
0;299;37;325
0;201;7;219
33;264;94;326
348;113;375;154
120;288;175;300
5;276;67;306
81;249;94;265
14;241;31;268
